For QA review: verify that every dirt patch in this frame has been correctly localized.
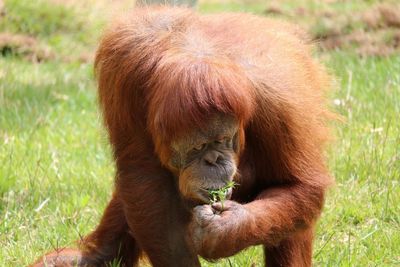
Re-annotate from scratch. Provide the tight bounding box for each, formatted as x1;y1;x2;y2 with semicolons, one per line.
0;33;55;62
317;3;400;56
0;0;5;16
0;32;94;63
264;4;284;16
321;29;400;56
264;2;400;56
363;4;400;29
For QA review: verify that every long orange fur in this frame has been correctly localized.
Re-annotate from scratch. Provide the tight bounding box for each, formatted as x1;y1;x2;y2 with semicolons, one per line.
31;6;334;267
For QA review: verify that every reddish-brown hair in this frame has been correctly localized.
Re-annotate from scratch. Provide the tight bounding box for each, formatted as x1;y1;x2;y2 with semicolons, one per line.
146;54;254;161
32;6;336;267
95;7;255;163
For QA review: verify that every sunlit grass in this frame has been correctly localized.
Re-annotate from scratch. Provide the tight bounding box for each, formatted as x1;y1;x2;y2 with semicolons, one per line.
0;1;399;266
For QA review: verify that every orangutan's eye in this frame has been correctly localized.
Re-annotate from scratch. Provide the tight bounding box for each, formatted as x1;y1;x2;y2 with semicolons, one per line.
193;143;207;151
215;136;230;144
215;139;223;144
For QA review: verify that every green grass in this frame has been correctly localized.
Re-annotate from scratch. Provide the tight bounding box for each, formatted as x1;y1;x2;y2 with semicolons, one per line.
1;1;399;266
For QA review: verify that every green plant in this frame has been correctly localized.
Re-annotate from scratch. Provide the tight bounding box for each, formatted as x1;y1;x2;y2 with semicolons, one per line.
208;181;237;210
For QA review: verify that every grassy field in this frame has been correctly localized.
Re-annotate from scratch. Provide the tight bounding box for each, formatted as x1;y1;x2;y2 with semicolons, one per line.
0;0;399;266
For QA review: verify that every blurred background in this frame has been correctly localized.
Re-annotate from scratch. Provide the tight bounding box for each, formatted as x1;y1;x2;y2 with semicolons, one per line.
0;0;399;266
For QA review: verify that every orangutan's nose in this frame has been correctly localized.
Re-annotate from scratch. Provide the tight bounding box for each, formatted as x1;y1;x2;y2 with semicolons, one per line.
203;150;223;165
